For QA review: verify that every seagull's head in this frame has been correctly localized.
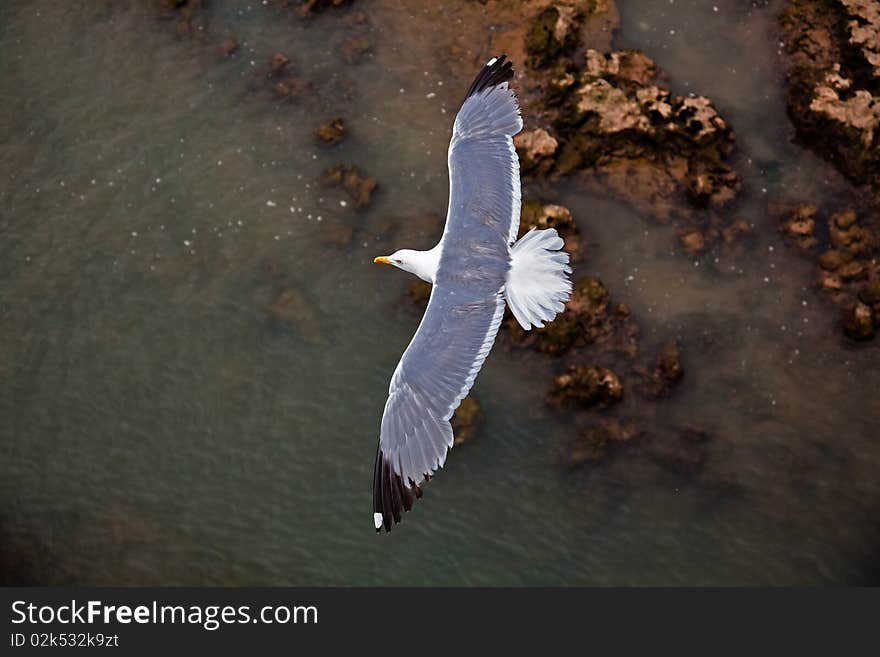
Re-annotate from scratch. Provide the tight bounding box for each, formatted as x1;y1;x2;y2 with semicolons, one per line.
373;248;437;284
373;249;410;271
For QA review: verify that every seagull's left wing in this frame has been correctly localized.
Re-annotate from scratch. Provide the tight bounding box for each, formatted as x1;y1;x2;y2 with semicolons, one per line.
373;56;523;532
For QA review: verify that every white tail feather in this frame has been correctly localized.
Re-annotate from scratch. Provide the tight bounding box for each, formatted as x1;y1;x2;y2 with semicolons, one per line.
506;228;572;330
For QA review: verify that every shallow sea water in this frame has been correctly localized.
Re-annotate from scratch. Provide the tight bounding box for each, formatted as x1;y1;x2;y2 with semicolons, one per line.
1;0;878;585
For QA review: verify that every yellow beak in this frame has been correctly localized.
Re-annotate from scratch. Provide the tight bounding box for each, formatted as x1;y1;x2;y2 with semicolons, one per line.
373;256;392;265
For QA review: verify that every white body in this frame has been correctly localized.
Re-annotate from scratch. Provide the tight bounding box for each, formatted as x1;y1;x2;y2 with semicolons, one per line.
382;229;571;330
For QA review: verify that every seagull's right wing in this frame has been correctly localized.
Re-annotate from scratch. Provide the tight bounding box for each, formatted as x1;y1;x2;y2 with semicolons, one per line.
372;56;523;532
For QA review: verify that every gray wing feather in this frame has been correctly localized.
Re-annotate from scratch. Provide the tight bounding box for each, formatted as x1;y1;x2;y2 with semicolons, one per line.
374;70;522;531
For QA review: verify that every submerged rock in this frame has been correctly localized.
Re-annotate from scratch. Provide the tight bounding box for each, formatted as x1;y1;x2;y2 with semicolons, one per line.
677;227;707;255
818;248;853;272
777;202;819;250
269;52;291;75
777;201;880;341
451;396;484;446
273;76;306;99
320;221;355;248
315;117;346;144
561;425;611;466
560;419;637;469
843;301;877;340
245;51;308;101
266;288;320;340
321;164;377;209
829;208;870;252
548;364;622;408
636;341;684;399
221;35;238;56
341;36;371;63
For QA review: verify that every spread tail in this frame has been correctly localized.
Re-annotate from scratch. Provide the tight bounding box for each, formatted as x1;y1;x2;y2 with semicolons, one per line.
506;228;572;330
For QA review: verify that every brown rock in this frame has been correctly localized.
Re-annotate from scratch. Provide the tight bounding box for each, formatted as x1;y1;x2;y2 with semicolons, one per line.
818;249;853;271
341;37;371;63
221;35;238;56
637;341;683;399
321;164;377;209
316;117;346;145
321;221;354;248
548;364;622;408
269;52;290;75
677;227;706;255
837;260;867;281
818;270;843;291
561;426;610;467
833;208;858;229
584;48;658;86
554;48;739;216
525;3;583;69
780;1;880;193
777;202;818;250
829;209;868;252
514;128;558;174
273;77;306;99
560;419;639;469
843;301;876;340
721;218;752;244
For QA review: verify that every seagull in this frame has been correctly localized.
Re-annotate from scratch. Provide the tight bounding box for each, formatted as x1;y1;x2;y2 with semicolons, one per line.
371;55;572;532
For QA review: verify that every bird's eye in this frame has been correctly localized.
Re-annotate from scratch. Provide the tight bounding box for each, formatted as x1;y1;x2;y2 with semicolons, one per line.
395;259;402;264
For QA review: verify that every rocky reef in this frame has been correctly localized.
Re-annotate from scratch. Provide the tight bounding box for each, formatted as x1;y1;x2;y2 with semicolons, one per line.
547;49;738;212
774;1;880;342
776;201;879;340
503;269;693;474
494;1;744;253
780;0;880;195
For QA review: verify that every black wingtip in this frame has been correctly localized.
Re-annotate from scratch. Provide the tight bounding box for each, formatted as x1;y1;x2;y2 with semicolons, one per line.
373;449;421;533
463;54;515;103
